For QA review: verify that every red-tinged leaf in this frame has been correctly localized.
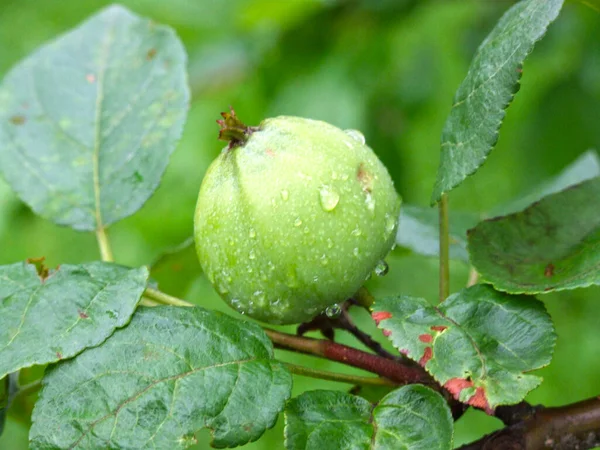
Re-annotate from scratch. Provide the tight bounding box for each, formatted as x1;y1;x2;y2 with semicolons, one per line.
371;285;555;411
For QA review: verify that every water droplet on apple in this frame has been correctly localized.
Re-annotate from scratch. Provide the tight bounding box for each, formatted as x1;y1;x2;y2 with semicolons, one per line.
365;193;375;213
319;185;340;211
325;303;342;318
385;214;397;236
374;260;389;277
344;129;366;145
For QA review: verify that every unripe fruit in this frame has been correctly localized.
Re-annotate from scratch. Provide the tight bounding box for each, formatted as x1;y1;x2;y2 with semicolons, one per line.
194;110;401;324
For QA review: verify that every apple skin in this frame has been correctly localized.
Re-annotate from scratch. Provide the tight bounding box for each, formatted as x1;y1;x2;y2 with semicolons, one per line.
194;116;401;325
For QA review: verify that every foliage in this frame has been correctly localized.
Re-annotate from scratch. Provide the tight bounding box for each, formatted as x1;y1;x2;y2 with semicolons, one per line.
284;386;453;449
372;285;555;411
0;1;599;449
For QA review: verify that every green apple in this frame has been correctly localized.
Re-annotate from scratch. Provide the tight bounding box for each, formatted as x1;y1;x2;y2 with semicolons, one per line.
194;111;401;324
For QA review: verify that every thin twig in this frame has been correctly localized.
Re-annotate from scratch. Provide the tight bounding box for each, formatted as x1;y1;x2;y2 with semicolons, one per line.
265;328;432;386
16;380;42;398
96;227;114;262
338;309;399;360
439;193;450;302
144;287;194;307
139;297;161;307
282;362;396;387
296;301;399;360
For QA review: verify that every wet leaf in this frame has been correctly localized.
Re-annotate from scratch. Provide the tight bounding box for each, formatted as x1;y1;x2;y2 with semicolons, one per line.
431;0;564;203
30;306;292;449
0;5;189;230
372;285;555;411
285;386;453;450
0;261;148;379
469;177;600;294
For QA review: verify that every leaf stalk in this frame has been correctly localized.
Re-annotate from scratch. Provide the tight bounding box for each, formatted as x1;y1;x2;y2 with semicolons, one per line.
282;362;396;387
439;193;450;302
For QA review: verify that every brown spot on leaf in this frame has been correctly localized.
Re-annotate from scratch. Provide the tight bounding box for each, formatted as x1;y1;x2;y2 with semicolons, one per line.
372;311;392;325
56;352;63;360
10;115;26;125
171;263;183;272
516;67;523;74
418;334;433;343
444;377;493;414
382;329;391;337
419;347;433;366
444;377;471;395
78;311;89;319
544;287;553;292
544;263;554;278
470;387;493;414
431;325;447;332
146;48;157;60
266;148;275;157
86;74;96;83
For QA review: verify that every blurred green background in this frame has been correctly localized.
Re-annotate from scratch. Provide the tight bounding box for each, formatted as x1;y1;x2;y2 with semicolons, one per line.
1;0;599;448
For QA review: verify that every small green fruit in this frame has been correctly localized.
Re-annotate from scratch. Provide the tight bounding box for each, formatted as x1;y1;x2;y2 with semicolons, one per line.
194;111;401;324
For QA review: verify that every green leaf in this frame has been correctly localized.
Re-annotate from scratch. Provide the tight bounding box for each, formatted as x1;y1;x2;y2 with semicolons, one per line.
0;261;148;379
0;373;19;436
397;205;479;262
0;5;189;231
30;306;292;449
431;0;564;204
372;285;555;410
469;177;600;294
284;386;453;450
493;150;600;215
150;237;201;297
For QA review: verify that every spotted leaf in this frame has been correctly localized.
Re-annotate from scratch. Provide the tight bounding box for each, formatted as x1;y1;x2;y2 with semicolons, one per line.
30;306;292;449
372;285;555;411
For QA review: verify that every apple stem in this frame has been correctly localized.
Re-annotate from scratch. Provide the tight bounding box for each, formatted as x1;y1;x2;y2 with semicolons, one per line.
217;106;258;149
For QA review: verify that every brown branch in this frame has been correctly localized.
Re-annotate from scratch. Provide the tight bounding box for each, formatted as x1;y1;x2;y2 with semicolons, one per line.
296;300;402;361
264;328;432;386
336;309;400;360
495;401;541;426
458;396;600;450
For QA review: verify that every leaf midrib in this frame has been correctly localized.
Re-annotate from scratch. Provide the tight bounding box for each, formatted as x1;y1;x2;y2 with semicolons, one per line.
66;357;261;449
92;15;117;232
